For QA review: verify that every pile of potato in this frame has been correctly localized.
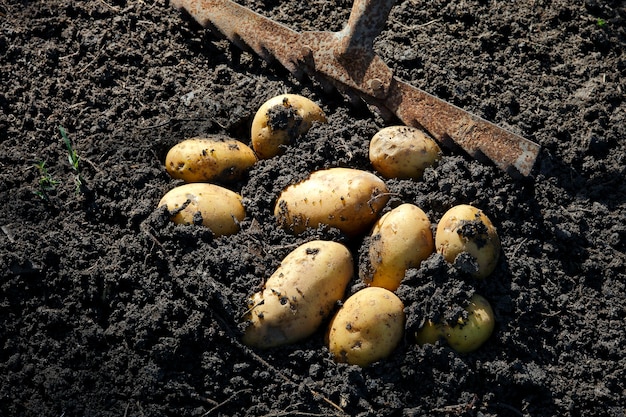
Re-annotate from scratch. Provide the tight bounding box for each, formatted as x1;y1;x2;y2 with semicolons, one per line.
157;93;503;367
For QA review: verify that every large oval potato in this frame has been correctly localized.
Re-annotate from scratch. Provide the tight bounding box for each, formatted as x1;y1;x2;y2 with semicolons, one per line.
369;126;441;180
251;94;327;159
158;183;245;236
165;137;257;183
441;294;495;353
363;203;434;291
274;168;390;237
327;286;405;367
242;240;354;349
435;204;501;278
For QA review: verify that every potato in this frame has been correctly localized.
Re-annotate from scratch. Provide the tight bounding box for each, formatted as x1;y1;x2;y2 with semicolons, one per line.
363;203;434;291
441;294;495;353
242;240;354;349
327;287;405;367
158;183;245;236
414;319;443;346
251;94;327;159
165;137;257;183
274;167;389;237
435;204;501;278
414;294;495;353
369;126;441;179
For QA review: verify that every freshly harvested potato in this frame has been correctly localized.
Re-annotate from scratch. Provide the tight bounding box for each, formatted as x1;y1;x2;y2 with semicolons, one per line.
442;294;495;353
415;294;495;353
158;183;245;236
435;204;501;278
327;287;405;367
251;94;327;159
165;136;257;183
274;167;389;237
242;240;354;349
363;203;434;291
369;126;441;180
414;319;443;346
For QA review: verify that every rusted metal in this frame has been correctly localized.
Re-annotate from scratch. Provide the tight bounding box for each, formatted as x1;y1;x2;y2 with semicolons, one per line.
171;0;541;177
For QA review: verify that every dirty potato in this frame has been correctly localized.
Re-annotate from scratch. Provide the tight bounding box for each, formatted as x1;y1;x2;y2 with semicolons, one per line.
165;137;257;183
442;294;495;353
369;126;441;180
414;319;444;346
274;167;389;237
435;204;501;278
414;294;495;353
251;94;327;159
363;203;434;291
158;183;245;236
327;286;405;367
242;240;354;349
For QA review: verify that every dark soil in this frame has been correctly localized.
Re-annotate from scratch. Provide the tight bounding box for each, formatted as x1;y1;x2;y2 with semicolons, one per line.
1;0;625;416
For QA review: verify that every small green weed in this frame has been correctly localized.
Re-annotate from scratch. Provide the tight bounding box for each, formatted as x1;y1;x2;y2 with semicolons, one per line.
59;125;83;192
34;161;60;202
596;18;607;28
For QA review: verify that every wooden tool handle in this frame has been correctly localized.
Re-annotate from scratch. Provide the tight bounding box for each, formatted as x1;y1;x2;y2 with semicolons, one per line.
337;0;395;54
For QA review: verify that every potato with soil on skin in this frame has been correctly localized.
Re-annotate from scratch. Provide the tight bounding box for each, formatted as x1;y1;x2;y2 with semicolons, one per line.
414;319;443;346
443;294;495;353
369;125;441;180
435;204;501;278
242;240;354;349
362;203;434;291
327;286;405;367
251;93;327;159
415;294;495;353
158;183;245;236
274;167;390;237
165;136;257;183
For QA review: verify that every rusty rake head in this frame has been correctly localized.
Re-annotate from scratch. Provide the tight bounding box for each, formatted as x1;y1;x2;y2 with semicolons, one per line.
172;0;541;177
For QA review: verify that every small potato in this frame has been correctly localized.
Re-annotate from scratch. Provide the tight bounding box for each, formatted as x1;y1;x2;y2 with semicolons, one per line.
158;183;245;236
165;137;257;183
414;294;495;353
414;319;443;346
435;204;501;278
369;126;441;180
251;94;327;159
363;203;434;291
274;167;389;237
441;294;495;353
242;240;354;349
327;287;405;367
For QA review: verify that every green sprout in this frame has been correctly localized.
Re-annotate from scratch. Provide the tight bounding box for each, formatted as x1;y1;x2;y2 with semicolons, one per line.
34;161;60;202
596;18;607;28
59;125;83;192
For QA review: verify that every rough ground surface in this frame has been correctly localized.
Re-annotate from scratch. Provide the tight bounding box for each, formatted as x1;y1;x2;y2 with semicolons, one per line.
1;0;625;416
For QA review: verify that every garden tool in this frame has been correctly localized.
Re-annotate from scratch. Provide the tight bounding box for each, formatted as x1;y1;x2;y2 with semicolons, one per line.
171;0;541;177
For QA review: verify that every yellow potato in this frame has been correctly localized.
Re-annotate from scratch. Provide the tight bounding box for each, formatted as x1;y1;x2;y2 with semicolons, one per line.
414;319;444;346
327;287;405;367
442;294;495;353
251;94;327;159
363;203;434;291
242;240;354;349
435;204;501;278
369;126;441;179
158;183;245;236
165;137;257;183
274;167;390;237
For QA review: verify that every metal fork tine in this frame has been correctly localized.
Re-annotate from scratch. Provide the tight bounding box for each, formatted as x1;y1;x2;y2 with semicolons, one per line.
173;0;303;75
